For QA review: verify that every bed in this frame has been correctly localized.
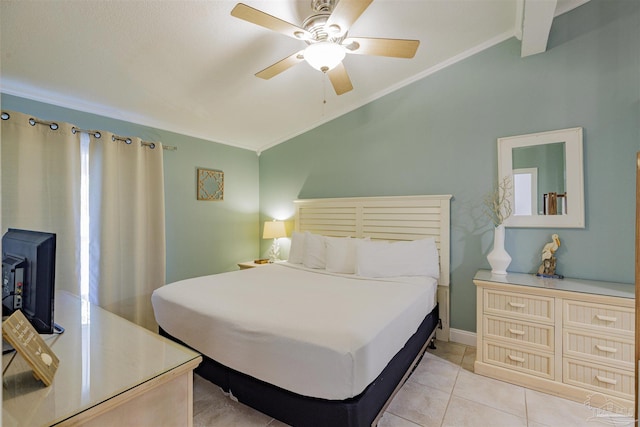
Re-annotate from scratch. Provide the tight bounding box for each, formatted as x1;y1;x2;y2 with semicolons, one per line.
152;195;451;426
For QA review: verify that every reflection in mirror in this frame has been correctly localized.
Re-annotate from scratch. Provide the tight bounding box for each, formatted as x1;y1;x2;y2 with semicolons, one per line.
512;142;565;216
498;127;584;228
513;167;538;215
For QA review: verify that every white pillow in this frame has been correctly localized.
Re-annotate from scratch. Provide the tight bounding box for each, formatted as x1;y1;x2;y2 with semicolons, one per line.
303;232;326;269
288;231;306;264
325;237;357;274
356;238;440;278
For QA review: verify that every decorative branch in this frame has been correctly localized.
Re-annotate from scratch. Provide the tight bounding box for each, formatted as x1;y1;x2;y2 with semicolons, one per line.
483;176;513;227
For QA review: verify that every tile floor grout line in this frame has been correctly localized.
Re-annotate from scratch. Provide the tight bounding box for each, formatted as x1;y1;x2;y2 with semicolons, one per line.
438;362;462;427
382;411;423;427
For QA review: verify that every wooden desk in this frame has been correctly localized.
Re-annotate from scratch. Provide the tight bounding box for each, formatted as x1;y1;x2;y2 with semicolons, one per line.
2;291;202;426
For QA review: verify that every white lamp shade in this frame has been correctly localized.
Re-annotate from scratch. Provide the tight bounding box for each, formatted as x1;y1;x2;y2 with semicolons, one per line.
263;221;286;239
304;42;346;72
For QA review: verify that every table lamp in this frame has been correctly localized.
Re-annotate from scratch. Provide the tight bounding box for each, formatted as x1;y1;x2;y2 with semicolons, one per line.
263;220;286;262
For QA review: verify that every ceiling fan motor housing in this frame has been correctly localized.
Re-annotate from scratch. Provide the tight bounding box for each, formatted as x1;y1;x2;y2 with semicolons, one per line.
302;0;346;44
312;0;335;13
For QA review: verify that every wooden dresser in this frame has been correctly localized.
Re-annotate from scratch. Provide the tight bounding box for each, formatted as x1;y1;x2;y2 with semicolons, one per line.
474;269;635;414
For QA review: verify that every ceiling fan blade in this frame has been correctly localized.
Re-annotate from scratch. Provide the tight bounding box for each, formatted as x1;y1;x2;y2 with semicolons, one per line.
255;50;305;80
231;3;311;40
326;0;373;35
327;62;353;95
343;37;420;58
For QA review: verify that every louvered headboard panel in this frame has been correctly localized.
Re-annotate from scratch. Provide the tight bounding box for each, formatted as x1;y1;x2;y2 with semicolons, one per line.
294;195;452;341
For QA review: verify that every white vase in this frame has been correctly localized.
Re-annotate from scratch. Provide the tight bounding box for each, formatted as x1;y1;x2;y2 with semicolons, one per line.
487;224;511;275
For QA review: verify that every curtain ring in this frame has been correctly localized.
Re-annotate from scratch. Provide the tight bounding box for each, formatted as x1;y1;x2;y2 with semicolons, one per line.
149;143;156;149
1;112;9;120
125;138;132;145
28;118;58;130
73;127;101;138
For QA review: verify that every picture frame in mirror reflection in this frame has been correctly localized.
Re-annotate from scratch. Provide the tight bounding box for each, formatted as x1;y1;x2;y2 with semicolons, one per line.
197;168;224;201
497;127;584;228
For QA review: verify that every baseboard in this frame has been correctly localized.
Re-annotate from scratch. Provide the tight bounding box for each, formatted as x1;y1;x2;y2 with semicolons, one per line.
449;328;476;347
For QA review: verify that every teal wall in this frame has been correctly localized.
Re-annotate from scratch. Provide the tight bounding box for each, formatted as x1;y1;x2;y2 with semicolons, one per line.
0;94;260;283
259;0;640;332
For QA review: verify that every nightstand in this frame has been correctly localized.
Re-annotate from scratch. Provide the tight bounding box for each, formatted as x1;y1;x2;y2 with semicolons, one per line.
238;261;269;270
238;260;285;269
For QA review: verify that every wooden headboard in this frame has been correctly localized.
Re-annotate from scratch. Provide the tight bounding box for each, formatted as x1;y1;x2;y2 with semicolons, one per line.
294;195;452;341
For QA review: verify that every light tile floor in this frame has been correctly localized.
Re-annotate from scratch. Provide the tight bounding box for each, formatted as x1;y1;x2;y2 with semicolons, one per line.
193;340;634;426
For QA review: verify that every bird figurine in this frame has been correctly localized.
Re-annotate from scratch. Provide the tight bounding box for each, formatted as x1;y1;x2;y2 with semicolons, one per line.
537;234;562;278
541;234;560;260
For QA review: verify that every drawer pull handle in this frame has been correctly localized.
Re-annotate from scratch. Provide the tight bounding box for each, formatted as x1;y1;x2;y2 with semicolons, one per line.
508;328;525;336
508;302;526;308
507;354;525;363
595;345;618;354
595;314;617;322
595;375;617;385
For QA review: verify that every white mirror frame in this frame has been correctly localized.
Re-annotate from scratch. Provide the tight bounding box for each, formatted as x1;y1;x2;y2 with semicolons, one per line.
498;127;585;228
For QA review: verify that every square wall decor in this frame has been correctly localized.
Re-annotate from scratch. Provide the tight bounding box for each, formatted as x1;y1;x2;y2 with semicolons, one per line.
197;168;224;201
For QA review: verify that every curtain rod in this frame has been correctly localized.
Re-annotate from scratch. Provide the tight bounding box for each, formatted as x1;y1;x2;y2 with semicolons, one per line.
0;112;177;151
81;129;178;151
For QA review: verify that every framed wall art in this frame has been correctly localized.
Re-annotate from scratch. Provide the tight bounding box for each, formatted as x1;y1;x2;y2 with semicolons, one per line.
197;168;224;201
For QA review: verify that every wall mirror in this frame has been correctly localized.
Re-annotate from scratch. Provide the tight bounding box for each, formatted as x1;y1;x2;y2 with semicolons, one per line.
498;127;584;228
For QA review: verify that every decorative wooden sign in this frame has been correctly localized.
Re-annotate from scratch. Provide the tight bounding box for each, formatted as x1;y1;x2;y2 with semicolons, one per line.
2;310;59;386
197;168;224;201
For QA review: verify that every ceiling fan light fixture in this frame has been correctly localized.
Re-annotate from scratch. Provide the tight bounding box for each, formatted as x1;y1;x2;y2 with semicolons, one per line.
304;42;345;72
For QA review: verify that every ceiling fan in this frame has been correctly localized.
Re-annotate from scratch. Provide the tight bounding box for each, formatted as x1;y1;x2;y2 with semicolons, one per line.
231;0;420;95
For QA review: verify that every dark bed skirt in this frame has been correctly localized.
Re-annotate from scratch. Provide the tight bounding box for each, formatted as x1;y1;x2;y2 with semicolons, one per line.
160;303;439;427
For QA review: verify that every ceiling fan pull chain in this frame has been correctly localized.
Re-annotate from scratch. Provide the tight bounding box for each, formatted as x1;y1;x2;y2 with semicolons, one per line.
322;73;328;115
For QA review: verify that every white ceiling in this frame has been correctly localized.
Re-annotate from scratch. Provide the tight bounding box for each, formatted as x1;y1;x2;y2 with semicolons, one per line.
0;0;587;153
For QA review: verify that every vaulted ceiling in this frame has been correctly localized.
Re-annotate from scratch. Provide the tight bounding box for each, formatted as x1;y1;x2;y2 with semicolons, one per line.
0;0;588;152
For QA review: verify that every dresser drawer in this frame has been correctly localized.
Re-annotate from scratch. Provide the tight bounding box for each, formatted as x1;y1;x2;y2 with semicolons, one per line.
483;340;554;380
563;358;634;400
484;315;554;351
484;289;554;323
563;330;633;370
564;300;634;336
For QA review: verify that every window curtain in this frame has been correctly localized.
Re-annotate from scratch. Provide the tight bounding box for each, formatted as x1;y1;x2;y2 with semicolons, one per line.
88;132;165;331
1;111;81;295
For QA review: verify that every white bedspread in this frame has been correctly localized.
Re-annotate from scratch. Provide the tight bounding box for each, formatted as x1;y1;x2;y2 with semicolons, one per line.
151;263;437;399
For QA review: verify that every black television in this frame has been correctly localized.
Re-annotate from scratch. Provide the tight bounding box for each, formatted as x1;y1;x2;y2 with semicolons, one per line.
2;228;58;334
